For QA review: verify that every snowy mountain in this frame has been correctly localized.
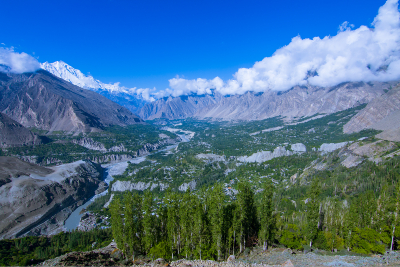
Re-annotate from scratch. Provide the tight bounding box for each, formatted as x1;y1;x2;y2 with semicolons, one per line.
40;61;152;114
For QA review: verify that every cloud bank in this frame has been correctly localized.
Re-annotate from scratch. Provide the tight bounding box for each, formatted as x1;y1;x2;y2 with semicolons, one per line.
0;47;40;73
165;0;400;96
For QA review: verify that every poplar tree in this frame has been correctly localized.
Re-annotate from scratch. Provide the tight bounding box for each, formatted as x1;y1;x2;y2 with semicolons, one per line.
143;191;157;252
208;184;225;260
391;183;400;251
180;190;196;258
109;198;125;254
259;180;275;251
124;193;143;259
236;181;258;252
306;178;321;248
166;191;181;259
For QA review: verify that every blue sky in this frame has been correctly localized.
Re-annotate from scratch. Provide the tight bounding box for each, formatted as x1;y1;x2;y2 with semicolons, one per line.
1;0;388;91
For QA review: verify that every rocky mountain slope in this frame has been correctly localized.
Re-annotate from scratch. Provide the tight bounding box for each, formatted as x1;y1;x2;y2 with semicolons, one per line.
0;157;106;239
0;112;45;148
0;70;143;133
344;83;400;141
195;82;386;120
139;81;393;121
41;61;148;115
138;93;223;120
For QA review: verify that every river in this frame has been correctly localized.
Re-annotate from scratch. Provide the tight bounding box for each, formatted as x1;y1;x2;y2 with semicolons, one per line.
64;131;193;231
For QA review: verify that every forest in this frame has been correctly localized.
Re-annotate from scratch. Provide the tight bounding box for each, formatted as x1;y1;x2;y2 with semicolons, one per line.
1;107;400;266
0;229;112;266
108;154;400;261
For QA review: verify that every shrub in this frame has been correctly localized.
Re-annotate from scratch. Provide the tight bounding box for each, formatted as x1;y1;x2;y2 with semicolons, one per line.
148;241;172;260
350;227;385;254
280;224;303;250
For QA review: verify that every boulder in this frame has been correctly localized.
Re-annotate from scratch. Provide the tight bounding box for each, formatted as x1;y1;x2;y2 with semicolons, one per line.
227;255;235;262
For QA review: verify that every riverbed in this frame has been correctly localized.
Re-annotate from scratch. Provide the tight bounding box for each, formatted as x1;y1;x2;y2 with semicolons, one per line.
64;131;193;231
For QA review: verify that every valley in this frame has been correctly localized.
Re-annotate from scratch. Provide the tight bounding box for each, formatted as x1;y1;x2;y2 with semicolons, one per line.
1;104;400;266
1;69;400;266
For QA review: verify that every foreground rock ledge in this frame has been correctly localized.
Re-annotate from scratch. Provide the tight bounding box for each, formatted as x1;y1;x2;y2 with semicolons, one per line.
37;244;400;267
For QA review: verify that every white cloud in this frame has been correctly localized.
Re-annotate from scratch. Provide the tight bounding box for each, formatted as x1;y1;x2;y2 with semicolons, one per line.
164;0;400;96
135;87;156;102
168;77;224;97
0;47;40;73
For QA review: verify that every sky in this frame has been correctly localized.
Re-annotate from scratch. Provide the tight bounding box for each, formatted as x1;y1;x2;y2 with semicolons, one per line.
1;0;397;98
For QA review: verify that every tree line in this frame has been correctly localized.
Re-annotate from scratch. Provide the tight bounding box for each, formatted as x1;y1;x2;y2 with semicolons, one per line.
111;172;400;260
109;181;274;261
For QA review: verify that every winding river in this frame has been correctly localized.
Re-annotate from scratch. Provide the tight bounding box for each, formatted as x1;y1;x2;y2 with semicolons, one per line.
64;131;192;231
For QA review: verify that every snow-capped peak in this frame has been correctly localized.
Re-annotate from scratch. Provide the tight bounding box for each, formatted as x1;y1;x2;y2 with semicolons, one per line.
40;61;154;101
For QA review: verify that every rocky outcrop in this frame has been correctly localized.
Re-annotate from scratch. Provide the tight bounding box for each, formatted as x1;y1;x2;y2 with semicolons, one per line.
0;70;143;134
238;147;293;163
137;137;181;156
111;180;169;192
38;242;120;267
318;142;349;153
196;153;226;162
72;137;127;152
344;84;400;141
0;157;105;239
291;143;306;153
0;112;45;148
178;180;197;191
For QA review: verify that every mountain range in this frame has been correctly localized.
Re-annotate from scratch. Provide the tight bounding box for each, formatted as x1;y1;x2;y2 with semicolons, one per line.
41;61;149;114
16;60;399;143
0;70;143;134
0;112;45;148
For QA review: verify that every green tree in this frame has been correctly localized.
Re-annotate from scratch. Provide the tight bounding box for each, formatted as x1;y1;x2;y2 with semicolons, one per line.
350;227;385;254
208;184;225;260
305;178;321;248
109;198;125;255
124;193;143;259
166;191;181;259
180;190;197;258
258;180;275;251
236;181;259;253
391;183;400;251
143;191;157;252
280;224;302;250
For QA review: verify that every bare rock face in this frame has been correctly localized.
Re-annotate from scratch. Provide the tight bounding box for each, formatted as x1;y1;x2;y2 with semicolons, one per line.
196;82;387;120
344;84;400;141
139;81;391;121
318;142;349;154
138;93;223;120
238;146;293;163
178;180;197;191
0;112;44;148
111;180;169;192
72;137;127;152
0;70;143;133
0;157;105;239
